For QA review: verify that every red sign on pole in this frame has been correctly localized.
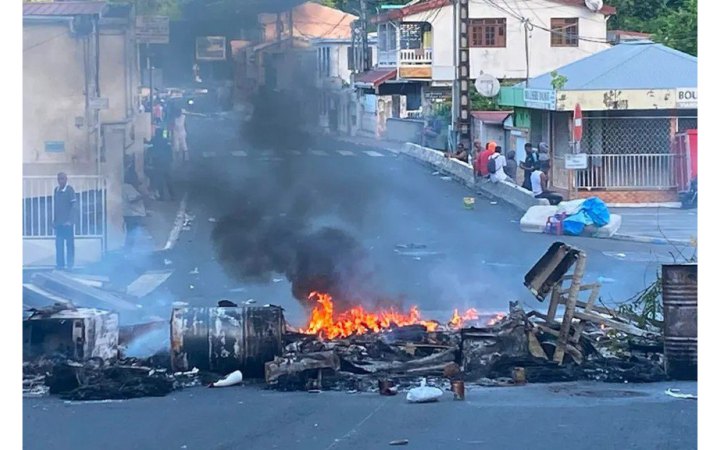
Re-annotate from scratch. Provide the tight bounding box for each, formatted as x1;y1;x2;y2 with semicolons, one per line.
573;103;583;142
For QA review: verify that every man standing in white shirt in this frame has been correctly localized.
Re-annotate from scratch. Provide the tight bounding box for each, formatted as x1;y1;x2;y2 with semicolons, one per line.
488;146;508;183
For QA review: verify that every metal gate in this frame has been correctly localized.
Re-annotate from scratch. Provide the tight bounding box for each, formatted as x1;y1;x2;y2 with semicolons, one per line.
23;176;107;267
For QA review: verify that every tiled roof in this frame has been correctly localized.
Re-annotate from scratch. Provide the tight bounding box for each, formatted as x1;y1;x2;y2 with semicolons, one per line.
373;0;614;23
471;111;512;124
23;2;106;16
354;69;397;87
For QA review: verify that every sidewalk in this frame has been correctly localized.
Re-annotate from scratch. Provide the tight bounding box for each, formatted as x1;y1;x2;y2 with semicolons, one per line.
327;133;405;154
143;193;186;252
610;207;697;246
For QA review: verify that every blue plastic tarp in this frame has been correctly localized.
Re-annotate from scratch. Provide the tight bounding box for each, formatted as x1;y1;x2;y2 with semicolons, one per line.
562;197;611;235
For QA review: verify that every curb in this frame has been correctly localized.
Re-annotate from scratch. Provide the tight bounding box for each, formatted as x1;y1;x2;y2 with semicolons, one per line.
604;233;693;247
328;135;402;155
163;193;188;251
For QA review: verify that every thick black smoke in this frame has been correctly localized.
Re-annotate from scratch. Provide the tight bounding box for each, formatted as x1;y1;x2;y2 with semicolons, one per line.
185;76;380;312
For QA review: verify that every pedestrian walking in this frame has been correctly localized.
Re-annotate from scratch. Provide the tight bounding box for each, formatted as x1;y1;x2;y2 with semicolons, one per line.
53;172;77;270
172;108;189;163
152;128;175;201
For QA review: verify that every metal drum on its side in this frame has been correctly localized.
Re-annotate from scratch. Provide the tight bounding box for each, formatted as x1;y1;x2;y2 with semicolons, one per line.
171;306;285;377
662;264;697;380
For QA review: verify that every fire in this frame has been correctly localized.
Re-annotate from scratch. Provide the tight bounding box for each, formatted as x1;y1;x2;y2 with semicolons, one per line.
301;292;484;339
448;308;479;328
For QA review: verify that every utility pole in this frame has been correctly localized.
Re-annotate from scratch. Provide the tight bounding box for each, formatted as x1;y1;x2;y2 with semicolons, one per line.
456;0;471;149
360;0;370;72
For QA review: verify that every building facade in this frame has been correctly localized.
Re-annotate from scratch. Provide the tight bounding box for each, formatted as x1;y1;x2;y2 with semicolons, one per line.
354;0;614;140
499;42;697;204
23;2;142;267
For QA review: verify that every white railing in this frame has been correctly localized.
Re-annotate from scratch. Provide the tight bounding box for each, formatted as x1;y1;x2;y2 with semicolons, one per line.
575;154;679;190
399;48;432;65
377;49;433;67
23;175;107;239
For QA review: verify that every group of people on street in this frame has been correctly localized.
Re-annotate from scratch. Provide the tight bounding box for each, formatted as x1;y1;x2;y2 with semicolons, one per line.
51;99;190;268
446;139;563;205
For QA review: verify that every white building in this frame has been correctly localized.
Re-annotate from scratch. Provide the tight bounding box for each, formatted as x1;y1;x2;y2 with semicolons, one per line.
313;36;376;135
354;0;614;139
23;2;143;267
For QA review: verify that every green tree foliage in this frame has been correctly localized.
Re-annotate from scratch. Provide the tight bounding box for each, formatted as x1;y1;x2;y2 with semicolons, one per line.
606;0;697;55
652;0;697;56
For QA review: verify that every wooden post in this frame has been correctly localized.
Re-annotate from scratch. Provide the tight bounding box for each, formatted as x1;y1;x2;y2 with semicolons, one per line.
553;252;586;364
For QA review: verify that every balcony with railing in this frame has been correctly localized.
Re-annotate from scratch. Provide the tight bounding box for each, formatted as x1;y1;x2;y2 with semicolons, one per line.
376;21;433;77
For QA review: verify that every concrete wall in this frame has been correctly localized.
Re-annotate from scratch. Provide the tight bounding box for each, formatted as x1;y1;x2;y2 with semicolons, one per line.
385;118;423;143
24;18;141;256
405;0;609;81
23;22;93;175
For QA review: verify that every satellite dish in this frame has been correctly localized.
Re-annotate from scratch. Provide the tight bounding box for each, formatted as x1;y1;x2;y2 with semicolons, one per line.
584;0;603;12
475;73;500;98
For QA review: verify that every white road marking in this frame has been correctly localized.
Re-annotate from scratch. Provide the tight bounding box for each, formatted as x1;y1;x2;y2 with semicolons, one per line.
337;150;355;156
163;194;188;251
310;150;329;156
202;151;216;158
290;150;303;156
363;150;384;157
231;150;247;157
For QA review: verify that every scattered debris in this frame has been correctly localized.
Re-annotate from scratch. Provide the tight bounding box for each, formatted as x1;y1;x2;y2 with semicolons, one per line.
209;370;243;388
406;378;443;403
189;267;200;275
665;388;697;400
208;217;217;223
126;270;174;298
490;201;498;205
164;259;173;266
389;440;409;446
440;176;452;181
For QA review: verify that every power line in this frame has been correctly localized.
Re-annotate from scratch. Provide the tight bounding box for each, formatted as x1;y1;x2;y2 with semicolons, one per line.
23;31;68;53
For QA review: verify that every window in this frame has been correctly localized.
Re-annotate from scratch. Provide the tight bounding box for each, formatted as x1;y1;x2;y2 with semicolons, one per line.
550;18;579;47
347;46;355;71
469;19;506;48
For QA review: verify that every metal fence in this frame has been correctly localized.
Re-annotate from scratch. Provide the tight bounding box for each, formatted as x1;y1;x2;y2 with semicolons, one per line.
23;176;107;240
575;153;679;189
550;116;695;190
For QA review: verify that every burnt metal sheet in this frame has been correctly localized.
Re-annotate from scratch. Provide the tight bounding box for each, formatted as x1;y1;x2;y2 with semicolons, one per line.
171;306;285;377
662;264;697;380
524;242;581;301
24;308;118;361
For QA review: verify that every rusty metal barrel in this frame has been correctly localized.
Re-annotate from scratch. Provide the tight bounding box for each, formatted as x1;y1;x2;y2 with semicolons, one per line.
171;306;285;377
662;264;697;380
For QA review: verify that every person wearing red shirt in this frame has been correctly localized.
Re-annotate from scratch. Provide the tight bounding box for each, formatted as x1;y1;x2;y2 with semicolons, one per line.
475;141;497;177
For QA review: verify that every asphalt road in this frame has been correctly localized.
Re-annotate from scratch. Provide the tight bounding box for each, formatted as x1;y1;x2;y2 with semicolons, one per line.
149;115;689;328
23;381;697;450
23;116;698;450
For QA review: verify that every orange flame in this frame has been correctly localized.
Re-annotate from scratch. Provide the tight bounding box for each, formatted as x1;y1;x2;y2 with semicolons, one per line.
448;308;479;329
301;292;483;339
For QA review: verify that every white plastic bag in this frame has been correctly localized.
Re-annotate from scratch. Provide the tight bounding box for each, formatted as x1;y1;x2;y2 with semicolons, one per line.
209;370;243;388
406;378;443;403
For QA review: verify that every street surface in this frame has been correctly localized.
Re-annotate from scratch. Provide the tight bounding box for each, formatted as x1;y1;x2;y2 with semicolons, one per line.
154;115;693;327
22;115;698;450
24;381;697;450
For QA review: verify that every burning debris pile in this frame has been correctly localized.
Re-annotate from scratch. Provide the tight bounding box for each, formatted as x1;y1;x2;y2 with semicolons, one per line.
23;242;696;401
263;242;688;392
